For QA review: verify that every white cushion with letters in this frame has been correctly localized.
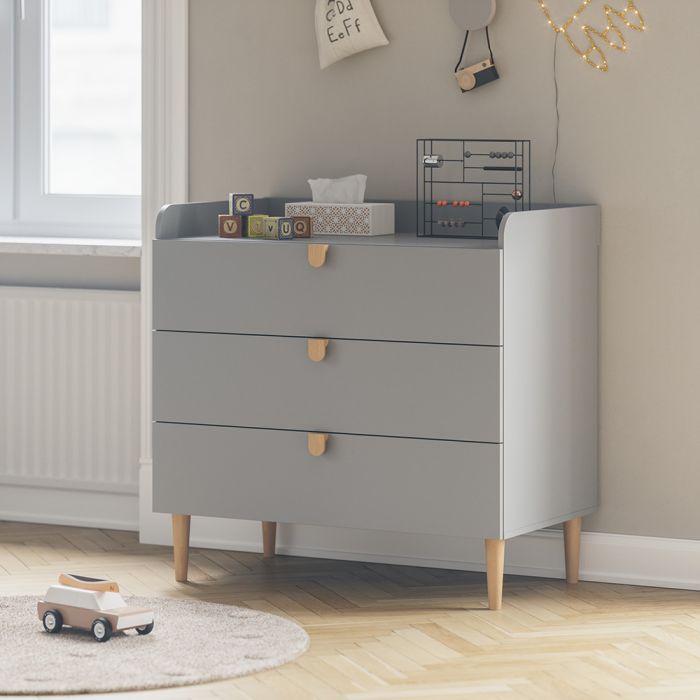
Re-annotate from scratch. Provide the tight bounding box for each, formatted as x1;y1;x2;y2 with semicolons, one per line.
315;0;389;70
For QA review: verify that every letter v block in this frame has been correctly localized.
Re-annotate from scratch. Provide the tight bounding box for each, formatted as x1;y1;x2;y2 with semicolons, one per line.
218;214;243;238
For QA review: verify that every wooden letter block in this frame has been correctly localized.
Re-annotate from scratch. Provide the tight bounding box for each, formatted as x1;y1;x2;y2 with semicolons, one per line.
278;218;294;240
264;217;280;239
247;215;267;238
292;216;312;238
229;193;254;216
218;214;242;238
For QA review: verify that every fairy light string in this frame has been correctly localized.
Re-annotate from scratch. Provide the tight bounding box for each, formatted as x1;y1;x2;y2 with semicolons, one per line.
537;0;646;71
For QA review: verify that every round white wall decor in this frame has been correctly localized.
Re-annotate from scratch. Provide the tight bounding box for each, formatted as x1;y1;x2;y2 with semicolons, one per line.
449;0;496;30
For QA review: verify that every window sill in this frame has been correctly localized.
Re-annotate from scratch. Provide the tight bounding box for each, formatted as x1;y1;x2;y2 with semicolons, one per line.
0;236;141;258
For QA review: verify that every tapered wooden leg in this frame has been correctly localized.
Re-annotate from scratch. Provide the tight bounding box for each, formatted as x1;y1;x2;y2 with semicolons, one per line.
172;514;191;582
485;538;505;610
262;521;277;559
563;516;582;584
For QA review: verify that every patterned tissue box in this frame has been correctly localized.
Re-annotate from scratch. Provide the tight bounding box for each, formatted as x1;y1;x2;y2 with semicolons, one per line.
284;202;394;237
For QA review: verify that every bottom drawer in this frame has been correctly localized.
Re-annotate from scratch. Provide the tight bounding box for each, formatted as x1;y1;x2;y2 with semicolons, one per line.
153;423;502;539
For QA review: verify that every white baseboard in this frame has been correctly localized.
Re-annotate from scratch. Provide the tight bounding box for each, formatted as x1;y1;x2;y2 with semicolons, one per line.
0;483;138;531
139;464;700;591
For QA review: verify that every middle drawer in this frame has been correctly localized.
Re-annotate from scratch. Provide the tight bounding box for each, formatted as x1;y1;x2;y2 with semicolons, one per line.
154;331;502;443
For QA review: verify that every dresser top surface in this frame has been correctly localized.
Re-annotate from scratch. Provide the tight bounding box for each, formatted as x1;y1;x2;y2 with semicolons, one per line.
164;234;501;250
156;200;600;248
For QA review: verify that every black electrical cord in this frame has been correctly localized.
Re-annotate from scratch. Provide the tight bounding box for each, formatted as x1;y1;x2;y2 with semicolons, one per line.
552;30;561;204
455;27;495;72
455;30;470;72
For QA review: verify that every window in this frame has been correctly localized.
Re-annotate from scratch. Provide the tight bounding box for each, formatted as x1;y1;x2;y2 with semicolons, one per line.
0;0;141;238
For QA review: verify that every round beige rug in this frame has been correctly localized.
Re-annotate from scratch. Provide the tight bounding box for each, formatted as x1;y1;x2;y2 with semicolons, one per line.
0;596;309;695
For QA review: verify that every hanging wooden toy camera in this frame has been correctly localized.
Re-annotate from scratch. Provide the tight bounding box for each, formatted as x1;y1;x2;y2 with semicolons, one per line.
451;0;499;92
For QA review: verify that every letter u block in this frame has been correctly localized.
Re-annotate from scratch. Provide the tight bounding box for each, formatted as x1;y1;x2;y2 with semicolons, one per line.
278;218;294;240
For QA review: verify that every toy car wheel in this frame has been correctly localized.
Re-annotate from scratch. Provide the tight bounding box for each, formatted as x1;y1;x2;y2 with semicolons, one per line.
43;609;63;634
91;617;113;642
136;621;154;635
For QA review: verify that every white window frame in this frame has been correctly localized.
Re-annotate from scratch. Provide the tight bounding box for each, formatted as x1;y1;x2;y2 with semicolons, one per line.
139;0;188;542
0;0;141;239
0;0;14;223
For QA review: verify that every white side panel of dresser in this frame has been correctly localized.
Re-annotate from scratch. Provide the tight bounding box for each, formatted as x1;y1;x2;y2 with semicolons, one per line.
502;206;600;538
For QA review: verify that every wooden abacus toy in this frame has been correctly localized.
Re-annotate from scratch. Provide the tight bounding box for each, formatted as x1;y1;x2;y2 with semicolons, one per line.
417;138;531;239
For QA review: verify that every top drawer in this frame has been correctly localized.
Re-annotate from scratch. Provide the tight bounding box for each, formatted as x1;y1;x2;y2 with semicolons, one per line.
153;239;502;345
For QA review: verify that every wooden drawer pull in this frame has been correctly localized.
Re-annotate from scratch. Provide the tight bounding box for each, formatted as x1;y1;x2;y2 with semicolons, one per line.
308;432;329;457
307;338;329;362
308;244;329;268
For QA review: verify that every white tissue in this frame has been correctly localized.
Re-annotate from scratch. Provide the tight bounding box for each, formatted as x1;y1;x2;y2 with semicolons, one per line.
308;174;368;204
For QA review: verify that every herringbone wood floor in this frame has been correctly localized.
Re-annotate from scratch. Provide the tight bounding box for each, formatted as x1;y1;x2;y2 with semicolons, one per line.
2;522;700;699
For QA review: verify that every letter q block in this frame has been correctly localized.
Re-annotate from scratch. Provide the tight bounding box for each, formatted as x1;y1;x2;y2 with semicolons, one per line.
292;216;312;238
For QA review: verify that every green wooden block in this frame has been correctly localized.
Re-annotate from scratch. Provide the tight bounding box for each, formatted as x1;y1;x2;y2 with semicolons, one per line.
247;215;267;238
264;217;281;239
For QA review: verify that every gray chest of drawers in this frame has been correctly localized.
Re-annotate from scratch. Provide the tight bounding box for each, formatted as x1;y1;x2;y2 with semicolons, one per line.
152;200;600;609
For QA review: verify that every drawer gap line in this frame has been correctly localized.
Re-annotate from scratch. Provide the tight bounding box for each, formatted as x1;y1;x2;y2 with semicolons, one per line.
153;421;504;446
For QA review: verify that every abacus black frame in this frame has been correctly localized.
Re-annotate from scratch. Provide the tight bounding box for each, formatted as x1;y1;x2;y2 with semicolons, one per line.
416;138;531;239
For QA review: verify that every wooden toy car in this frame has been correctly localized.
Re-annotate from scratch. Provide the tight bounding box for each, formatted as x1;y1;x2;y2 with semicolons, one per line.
37;574;154;642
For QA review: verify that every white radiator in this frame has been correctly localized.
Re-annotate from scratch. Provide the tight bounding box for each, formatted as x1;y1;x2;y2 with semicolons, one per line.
0;287;140;495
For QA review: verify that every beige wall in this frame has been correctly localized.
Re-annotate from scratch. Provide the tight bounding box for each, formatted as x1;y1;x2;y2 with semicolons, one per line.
189;1;700;539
